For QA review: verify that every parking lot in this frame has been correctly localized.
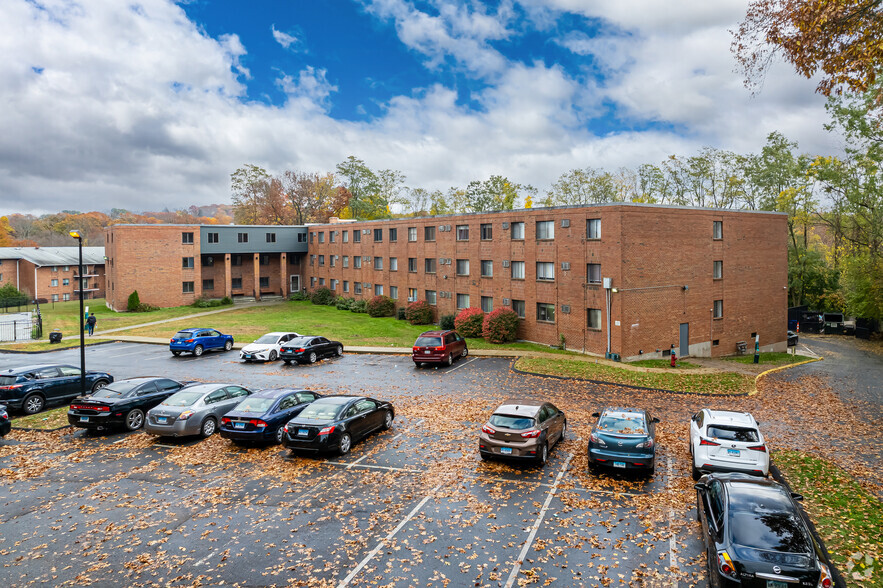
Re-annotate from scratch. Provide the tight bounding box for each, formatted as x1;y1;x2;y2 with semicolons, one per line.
0;341;843;587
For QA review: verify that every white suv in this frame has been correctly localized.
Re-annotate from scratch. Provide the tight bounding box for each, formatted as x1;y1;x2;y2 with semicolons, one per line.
689;409;769;480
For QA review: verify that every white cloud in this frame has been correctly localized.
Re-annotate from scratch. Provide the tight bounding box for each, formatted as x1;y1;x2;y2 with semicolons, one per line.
271;25;299;50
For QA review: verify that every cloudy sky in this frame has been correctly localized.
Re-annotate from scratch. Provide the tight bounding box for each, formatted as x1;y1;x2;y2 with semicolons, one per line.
2;0;842;215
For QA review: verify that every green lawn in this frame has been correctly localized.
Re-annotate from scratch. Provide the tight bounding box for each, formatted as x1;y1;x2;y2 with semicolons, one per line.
724;352;813;365
514;356;754;394
774;450;881;587
626;358;700;369
11;406;70;430
0;338;113;353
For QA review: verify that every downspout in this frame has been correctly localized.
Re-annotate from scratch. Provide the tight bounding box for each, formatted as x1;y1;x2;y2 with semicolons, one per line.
34;265;38;301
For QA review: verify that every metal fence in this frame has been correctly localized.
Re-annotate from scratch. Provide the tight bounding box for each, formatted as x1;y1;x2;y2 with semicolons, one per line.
0;312;42;342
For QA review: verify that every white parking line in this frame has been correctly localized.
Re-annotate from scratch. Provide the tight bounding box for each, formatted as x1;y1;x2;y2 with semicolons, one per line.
345;454;369;469
445;357;478;373
325;461;424;474
337;483;443;588
667;455;678;588
503;454;573;588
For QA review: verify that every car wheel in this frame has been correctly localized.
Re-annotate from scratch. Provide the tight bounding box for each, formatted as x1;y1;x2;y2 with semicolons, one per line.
283;360;291;366
171;350;181;357
200;417;217;438
336;345;343;357
125;409;145;431
559;421;566;443
91;379;109;394
480;452;491;462
537;442;549;466
275;426;285;444
695;491;702;522
461;346;468;358
193;345;204;357
648;463;655;477
224;340;233;352
268;351;278;362
22;393;45;415
382;411;393;430
691;463;701;481
446;353;453;367
309;351;318;364
338;433;352;456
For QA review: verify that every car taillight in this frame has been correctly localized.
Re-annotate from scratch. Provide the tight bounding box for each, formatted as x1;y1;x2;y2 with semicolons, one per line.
221;417;231;425
170;339;175;343
185;339;195;343
589;432;606;446
717;551;737;579
637;438;654;449
747;444;767;452
71;404;109;412
521;429;541;438
283;424;289;433
250;419;268;428
435;346;446;351
818;563;832;588
700;438;720;446
0;385;22;390
178;410;194;420
318;426;335;435
412;347;419;352
295;348;305;353
481;424;496;435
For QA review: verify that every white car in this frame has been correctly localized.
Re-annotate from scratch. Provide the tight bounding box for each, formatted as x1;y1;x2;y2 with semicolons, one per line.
689;409;769;480
239;332;300;362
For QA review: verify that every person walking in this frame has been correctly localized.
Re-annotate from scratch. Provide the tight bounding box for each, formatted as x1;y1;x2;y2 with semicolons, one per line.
86;312;97;336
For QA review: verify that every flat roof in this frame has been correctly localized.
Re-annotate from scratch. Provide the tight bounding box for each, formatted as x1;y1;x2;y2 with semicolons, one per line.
0;247;105;266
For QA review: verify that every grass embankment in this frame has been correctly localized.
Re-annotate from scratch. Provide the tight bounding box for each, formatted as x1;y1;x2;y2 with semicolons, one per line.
627;359;700;369
0;339;113;353
775;450;881;587
724;352;813;365
514;356;754;394
11;406;70;430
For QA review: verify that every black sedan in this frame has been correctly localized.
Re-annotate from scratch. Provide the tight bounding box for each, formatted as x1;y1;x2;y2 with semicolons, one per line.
0;364;113;415
695;473;833;588
282;396;393;455
219;388;321;444
279;336;343;365
0;403;11;437
68;377;190;432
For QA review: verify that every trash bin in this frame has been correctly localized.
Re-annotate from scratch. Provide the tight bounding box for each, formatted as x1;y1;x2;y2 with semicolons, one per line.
49;330;62;344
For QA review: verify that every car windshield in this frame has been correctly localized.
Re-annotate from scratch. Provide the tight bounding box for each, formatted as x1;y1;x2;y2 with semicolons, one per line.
0;376;19;385
172;331;194;340
708;425;759;442
254;335;279;344
235;397;275;413
489;414;534;430
161;391;203;407
415;336;442;347
598;412;646;434
288;337;312;346
91;381;141;398
297;402;343;421
729;511;811;553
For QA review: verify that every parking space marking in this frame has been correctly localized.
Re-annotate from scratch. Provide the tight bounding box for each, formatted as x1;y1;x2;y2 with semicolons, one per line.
667;455;678;588
337;483;443;588
345;454;369;469
326;461;424;474
503;454;574;588
444;356;478;373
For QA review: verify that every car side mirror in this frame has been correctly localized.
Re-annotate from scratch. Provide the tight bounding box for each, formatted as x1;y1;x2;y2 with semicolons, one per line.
790;492;804;501
651;417;660;423
592;412;600;418
693;483;706;491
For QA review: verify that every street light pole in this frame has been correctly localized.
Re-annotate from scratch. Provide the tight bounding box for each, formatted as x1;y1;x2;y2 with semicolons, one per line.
70;230;86;396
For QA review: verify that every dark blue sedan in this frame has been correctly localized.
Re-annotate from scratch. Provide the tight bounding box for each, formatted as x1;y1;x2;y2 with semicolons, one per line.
169;328;234;357
219;388;320;444
587;407;659;475
0;364;114;414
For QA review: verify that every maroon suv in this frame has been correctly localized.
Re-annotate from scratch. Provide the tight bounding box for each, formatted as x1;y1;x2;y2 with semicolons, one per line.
412;330;468;367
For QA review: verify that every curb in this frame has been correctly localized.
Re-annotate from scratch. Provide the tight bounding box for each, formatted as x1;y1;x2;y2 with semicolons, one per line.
11;424;73;433
768;463;848;588
751;357;824;396
0;340;120;354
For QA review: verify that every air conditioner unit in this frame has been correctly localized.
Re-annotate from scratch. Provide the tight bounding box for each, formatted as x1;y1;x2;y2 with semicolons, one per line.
561;219;570;228
445;225;452;231
503;298;510;305
561;262;571;270
502;222;510;229
561;305;571;313
363;229;370;235
502;260;510;268
363;256;371;262
207;256;213;263
438;225;446;232
363;282;370;288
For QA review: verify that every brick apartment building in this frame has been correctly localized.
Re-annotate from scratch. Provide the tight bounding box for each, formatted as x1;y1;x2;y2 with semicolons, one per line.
105;204;788;360
0;247;106;302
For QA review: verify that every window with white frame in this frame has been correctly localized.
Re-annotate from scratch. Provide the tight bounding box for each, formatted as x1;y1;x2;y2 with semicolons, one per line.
587;308;602;329
51;279;58;287
587;218;601;239
389;257;398;271
456;225;469;240
536;220;554;240
343;281;349;293
408;227;417;242
537;302;555;322
481;296;493;312
426;290;437;305
375;284;383;295
354;256;362;268
390;286;398;299
331;279;338;290
537;262;555;281
713;299;723;318
63;293;70;301
373;228;383;242
330;256;336;267
456;259;469;276
480;260;492;277
713;221;723;240
425;258;436;273
318;255;324;266
408;258;417;272
354;282;362;294
374;256;383;270
389;228;397;242
343;230;349;243
456;293;470;309
343;256;349;268
183;281;195;293
425;226;436;241
512;299;525;318
511;222;525;240
511;261;525;279
480;223;492;240
353;230;361;243
408;288;417;302
713;260;723;279
587;263;601;283
318;232;325;243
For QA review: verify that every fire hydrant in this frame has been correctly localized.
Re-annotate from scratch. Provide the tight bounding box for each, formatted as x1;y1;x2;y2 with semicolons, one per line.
670;345;677;367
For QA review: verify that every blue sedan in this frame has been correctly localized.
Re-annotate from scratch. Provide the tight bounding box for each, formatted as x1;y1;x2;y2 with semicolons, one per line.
219;388;321;444
169;328;234;357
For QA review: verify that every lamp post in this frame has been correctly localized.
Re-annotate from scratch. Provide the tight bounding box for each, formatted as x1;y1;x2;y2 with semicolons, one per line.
69;230;86;396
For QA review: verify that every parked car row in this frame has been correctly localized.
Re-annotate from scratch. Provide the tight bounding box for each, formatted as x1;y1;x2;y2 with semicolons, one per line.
168;328;345;366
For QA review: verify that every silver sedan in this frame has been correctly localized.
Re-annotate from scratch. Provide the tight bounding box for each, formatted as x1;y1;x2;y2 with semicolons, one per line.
144;383;251;438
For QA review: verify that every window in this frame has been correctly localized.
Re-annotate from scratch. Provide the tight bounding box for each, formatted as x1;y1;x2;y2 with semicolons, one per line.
512;299;525;318
456;293;470;309
587;219;601;240
408;258;417;272
374;256;383;270
62;293;70;301
51;266;58;272
511;222;525;239
537;262;555;281
330;231;336;243
343;281;350;293
480;260;493;278
425;226;436;241
354;230;361;243
203;279;214;291
354;283;362;294
480;223;492;240
425;258;436;273
536;220;554;240
52;294;58;302
389;228;398;242
266;232;276;243
63;266;69;271
343;256;349;268
182;257;195;269
713;260;723;279
537;303;555;322
456;259;469;276
426;290;437;305
408;227;417;242
310;277;316;288
390;286;398;299
481;296;493;312
389;257;398;271
511;261;525;279
260;254;270;266
237;232;248;243
318;232;325;243
62;278;70;286
259;276;269;288
342;230;349;243
375;284;383;296
202;255;214;266
310;232;315;243
309;254;315;266
51;279;58;287
298;232;307;243
208;232;219;244
232;254;243;267
182;232;194;244
183;281;195;293
587;263;601;284
408;288;417;302
456;225;469;241
330;256;336;267
713;220;723;239
587;308;602;330
374;228;383;242
713;299;723;318
354;256;362;268
231;278;242;289
330;279;337;290
318;255;325;266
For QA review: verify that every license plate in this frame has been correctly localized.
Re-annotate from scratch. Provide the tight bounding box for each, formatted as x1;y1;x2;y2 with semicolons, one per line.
500;447;513;455
79;416;89;422
613;461;626;468
298;429;309;437
727;449;741;456
245;355;252;359
766;581;788;588
234;422;246;429
424;350;431;354
156;417;167;424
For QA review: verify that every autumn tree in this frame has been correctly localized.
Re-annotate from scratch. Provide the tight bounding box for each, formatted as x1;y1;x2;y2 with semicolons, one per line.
546;167;620;205
282;170;350;224
335;156;403;219
230;164;272;224
463;176;522;212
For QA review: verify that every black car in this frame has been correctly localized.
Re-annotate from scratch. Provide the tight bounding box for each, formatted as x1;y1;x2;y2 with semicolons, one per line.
282;395;393;455
695;473;833;588
0;364;113;415
279;336;344;365
68;377;189;432
220;388;321;444
0;403;11;437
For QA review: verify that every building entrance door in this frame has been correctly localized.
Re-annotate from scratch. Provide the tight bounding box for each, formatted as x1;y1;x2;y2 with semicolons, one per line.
290;275;301;293
679;323;689;357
